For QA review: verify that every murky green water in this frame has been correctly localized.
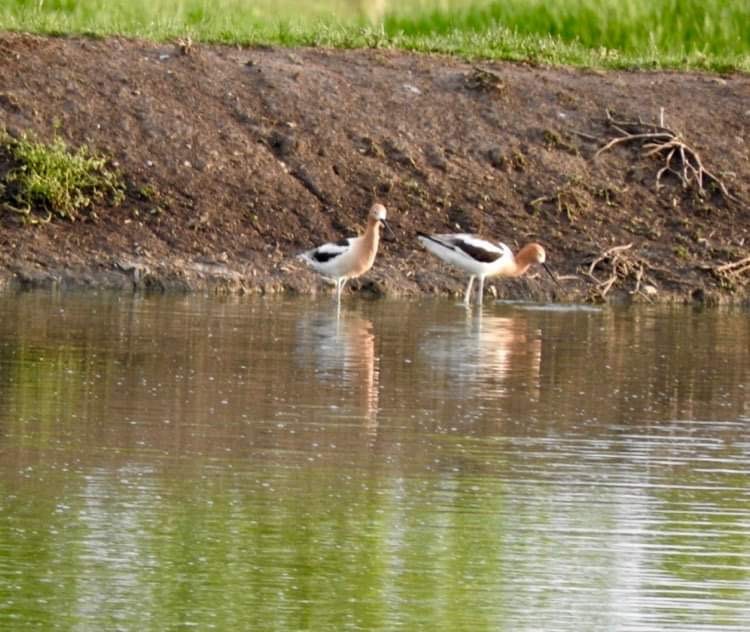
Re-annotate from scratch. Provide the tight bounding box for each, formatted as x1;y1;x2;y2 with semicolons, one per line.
0;292;749;631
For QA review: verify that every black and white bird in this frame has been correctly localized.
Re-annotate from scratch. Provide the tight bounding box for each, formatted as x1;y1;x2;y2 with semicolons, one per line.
299;203;392;304
417;232;557;305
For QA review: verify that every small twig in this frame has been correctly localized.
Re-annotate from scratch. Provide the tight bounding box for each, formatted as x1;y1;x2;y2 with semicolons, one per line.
655;147;676;190
594;132;672;159
586;242;633;276
568;129;599;142
605;109;677;136
716;255;750;274
1;201;31;215
529;194;553;206
632;264;644;296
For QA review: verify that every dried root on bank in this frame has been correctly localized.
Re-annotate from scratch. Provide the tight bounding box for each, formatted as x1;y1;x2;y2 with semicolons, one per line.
581;242;658;302
594;109;740;205
702;255;750;286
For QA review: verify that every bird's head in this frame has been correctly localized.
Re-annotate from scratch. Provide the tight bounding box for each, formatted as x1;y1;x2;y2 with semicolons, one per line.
369;203;387;222
369;203;394;237
519;243;559;286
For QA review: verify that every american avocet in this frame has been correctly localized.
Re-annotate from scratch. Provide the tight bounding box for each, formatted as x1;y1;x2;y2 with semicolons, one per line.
416;232;558;305
299;203;392;304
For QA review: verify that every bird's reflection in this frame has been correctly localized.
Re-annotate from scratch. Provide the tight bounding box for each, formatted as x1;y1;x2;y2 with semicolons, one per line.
420;309;542;400
295;308;380;432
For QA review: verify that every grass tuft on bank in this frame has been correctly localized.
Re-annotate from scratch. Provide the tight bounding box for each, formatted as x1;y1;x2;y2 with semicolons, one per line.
0;0;748;72
0;129;124;222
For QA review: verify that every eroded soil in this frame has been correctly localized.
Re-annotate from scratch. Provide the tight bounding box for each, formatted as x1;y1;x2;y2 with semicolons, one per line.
1;33;749;303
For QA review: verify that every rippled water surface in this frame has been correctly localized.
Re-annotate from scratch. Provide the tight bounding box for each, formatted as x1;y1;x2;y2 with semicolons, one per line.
1;292;749;631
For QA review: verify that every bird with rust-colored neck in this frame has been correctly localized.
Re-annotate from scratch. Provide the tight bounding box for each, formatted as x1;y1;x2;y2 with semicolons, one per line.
417;231;558;305
299;203;393;304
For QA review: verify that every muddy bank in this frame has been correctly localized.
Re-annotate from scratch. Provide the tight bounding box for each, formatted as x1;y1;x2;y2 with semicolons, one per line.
0;33;748;303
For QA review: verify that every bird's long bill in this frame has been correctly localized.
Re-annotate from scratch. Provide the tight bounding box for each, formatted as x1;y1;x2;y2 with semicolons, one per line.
542;262;561;287
381;219;395;238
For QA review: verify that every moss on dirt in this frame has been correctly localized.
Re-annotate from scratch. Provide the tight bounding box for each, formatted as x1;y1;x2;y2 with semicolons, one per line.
1;129;124;222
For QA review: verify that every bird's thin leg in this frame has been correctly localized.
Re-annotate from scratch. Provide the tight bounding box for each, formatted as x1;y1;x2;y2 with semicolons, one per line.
340;278;348;295
335;278;342;304
477;276;485;306
464;276;475;306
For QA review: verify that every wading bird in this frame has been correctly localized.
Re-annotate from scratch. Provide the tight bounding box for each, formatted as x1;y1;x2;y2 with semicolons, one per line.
299;203;393;304
416;232;558;306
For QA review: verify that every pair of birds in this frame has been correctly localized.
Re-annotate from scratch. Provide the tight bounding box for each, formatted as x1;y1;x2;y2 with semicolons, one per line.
299;203;557;305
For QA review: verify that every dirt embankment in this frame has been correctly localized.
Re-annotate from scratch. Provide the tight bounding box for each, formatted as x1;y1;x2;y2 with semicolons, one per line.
0;33;748;303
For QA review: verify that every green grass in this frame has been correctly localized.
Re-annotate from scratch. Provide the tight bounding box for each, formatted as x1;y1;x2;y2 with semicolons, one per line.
0;1;748;71
0;130;124;222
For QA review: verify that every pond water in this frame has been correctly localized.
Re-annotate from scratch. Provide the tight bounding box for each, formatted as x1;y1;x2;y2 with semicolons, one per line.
0;292;749;631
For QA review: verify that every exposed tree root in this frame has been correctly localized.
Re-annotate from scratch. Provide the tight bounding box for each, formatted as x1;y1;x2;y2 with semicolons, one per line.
581;242;658;302
715;255;750;276
702;255;750;285
594;109;740;205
